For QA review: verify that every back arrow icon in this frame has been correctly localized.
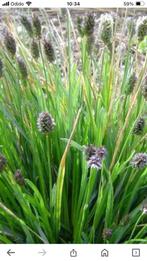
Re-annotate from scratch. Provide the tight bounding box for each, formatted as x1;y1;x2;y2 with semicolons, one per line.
7;249;15;256
38;249;46;256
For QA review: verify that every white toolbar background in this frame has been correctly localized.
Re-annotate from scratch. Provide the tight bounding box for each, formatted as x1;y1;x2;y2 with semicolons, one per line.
0;244;146;261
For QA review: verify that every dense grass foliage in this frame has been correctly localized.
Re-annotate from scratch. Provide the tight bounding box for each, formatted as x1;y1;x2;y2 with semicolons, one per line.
0;9;147;243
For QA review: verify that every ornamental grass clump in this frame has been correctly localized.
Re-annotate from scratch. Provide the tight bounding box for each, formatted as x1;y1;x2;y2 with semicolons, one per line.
37;112;56;134
0;9;147;244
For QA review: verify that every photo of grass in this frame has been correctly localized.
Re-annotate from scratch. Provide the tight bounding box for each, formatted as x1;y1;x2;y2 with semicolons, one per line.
0;8;147;243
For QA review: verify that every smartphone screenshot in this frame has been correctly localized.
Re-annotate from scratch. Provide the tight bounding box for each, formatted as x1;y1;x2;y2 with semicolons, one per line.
0;0;146;260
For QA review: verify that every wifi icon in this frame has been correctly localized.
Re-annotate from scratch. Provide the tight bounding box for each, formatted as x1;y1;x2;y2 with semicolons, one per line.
26;1;32;6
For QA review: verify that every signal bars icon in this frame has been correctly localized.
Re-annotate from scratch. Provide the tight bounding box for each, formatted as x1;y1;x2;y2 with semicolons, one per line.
2;1;9;6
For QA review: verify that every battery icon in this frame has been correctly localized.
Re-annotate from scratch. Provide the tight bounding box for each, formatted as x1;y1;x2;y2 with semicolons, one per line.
136;1;145;5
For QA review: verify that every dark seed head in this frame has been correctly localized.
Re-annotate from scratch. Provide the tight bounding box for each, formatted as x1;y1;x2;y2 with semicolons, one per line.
102;228;112;240
31;40;40;59
131;153;147;169
77;17;85;37
84;14;95;36
84;145;107;160
17;57;28;80
0;154;7;172
43;40;55;63
84;145;107;170
126;73;137;95
99;14;113;51
37;112;56;134
136;17;147;42
84;144;97;160
87;155;102;170
14;169;25;186
133;117;145;135
142;76;147;100
96;146;107;159
32;14;42;38
20;16;33;38
4;32;16;56
0;59;3;78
